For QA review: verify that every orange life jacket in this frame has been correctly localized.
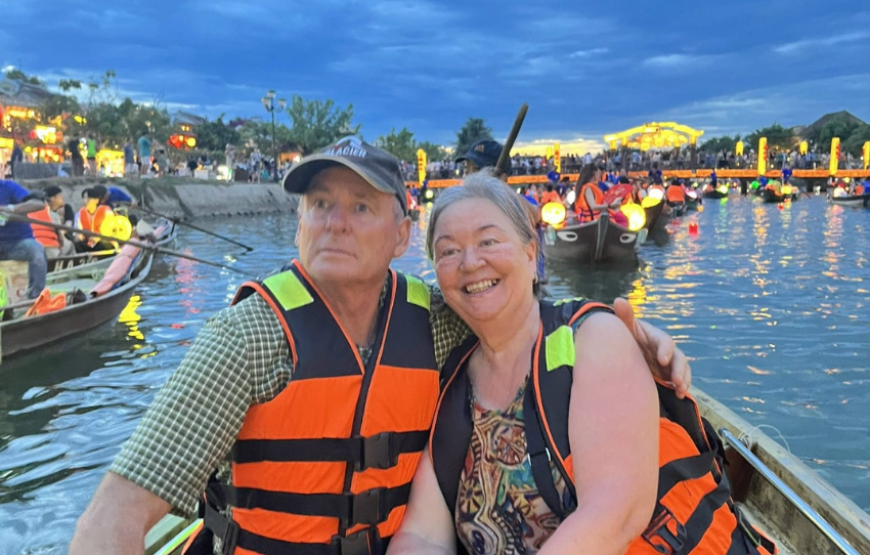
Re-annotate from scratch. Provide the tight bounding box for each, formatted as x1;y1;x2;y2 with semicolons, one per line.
24;288;67;317
77;204;112;233
194;260;440;555
575;182;604;223
540;190;561;205
667;185;686;203
28;206;60;248
430;299;777;555
855;185;865;196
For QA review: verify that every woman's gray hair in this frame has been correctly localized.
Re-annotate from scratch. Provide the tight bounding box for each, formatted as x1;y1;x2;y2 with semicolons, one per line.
425;170;541;293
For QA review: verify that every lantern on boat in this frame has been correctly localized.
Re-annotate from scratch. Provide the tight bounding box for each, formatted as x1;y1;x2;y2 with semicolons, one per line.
100;214;133;241
541;202;567;226
641;195;661;208
619;203;646;232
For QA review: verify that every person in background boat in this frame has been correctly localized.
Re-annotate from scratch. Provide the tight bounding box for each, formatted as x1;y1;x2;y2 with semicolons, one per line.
573;164;624;224
28;185;75;258
0;179;48;299
69;139;691;555
666;178;687;204
540;184;560;205
390;176;774;555
75;185;115;251
710;169;718;188
101;186;137;209
782;166;793;184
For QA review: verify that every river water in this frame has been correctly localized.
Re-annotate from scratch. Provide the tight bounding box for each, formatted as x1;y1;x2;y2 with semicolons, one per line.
0;195;868;554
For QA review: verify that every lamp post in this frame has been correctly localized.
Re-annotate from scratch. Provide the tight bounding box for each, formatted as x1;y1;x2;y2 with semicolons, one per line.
261;90;286;182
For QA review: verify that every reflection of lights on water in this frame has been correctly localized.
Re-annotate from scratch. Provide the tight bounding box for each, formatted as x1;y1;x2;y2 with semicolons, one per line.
118;294;145;341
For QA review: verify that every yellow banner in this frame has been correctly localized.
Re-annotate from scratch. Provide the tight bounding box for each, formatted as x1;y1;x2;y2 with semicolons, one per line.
735;141;744;156
416;149;427;184
757;137;768;175
829;137;840;175
799;140;808;155
554;142;561;173
863;141;870;170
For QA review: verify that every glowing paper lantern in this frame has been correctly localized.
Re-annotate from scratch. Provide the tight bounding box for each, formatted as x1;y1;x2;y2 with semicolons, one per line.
620;203;646;232
541;202;567;226
100;215;133;241
185;136;197;148
641;196;661;208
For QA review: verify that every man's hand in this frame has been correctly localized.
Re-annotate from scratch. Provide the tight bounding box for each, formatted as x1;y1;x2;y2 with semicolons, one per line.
613;297;691;398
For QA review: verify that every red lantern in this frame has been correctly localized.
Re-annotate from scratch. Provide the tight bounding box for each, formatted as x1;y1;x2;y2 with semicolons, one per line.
168;134;184;149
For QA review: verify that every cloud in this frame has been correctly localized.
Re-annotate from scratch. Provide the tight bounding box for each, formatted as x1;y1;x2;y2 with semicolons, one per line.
569;48;609;59
773;32;870;54
643;54;709;68
653;73;870;135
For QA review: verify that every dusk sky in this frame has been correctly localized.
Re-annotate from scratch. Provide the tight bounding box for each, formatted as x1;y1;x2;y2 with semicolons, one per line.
3;0;869;152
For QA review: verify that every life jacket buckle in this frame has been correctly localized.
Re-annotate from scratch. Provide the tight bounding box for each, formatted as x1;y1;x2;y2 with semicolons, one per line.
356;432;397;471
332;527;377;555
642;505;686;555
344;488;384;528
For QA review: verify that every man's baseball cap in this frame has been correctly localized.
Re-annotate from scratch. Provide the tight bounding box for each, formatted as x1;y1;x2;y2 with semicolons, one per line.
283;137;408;214
455;140;504;169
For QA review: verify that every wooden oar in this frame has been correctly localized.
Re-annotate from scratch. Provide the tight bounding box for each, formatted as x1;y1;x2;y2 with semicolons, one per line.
0;210;247;274
131;205;254;251
495;103;529;178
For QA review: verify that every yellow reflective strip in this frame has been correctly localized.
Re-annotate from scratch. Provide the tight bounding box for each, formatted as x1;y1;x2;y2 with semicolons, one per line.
405;275;431;311
545;325;575;372
263;271;313;311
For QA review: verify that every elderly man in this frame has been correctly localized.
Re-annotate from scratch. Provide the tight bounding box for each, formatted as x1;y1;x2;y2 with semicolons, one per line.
70;138;689;555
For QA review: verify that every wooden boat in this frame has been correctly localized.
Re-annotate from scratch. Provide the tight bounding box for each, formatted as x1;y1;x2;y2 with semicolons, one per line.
143;386;870;555
544;212;646;263
761;187;800;204
703;186;731;199
829;194;870;208
643;199;669;233
0;252;153;361
46;219;177;283
667;200;688;217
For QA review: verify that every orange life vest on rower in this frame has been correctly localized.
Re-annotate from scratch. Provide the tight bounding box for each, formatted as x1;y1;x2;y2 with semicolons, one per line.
855;185;865;195
190;260;440;555
27;206;60;248
574;182;604;223
666;184;686;203
540;190;561;205
430;299;777;555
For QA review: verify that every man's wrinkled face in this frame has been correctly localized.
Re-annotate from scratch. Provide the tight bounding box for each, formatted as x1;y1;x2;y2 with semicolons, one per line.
296;166;410;288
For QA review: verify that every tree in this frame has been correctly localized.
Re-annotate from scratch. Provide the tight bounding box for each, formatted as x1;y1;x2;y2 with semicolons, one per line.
196;115;242;152
454;118;492;157
700;134;740;153
843;125;870;157
744;123;796;152
3;68;43;85
376;127;418;162
818;120;861;151
418;141;448;161
284;95;361;154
